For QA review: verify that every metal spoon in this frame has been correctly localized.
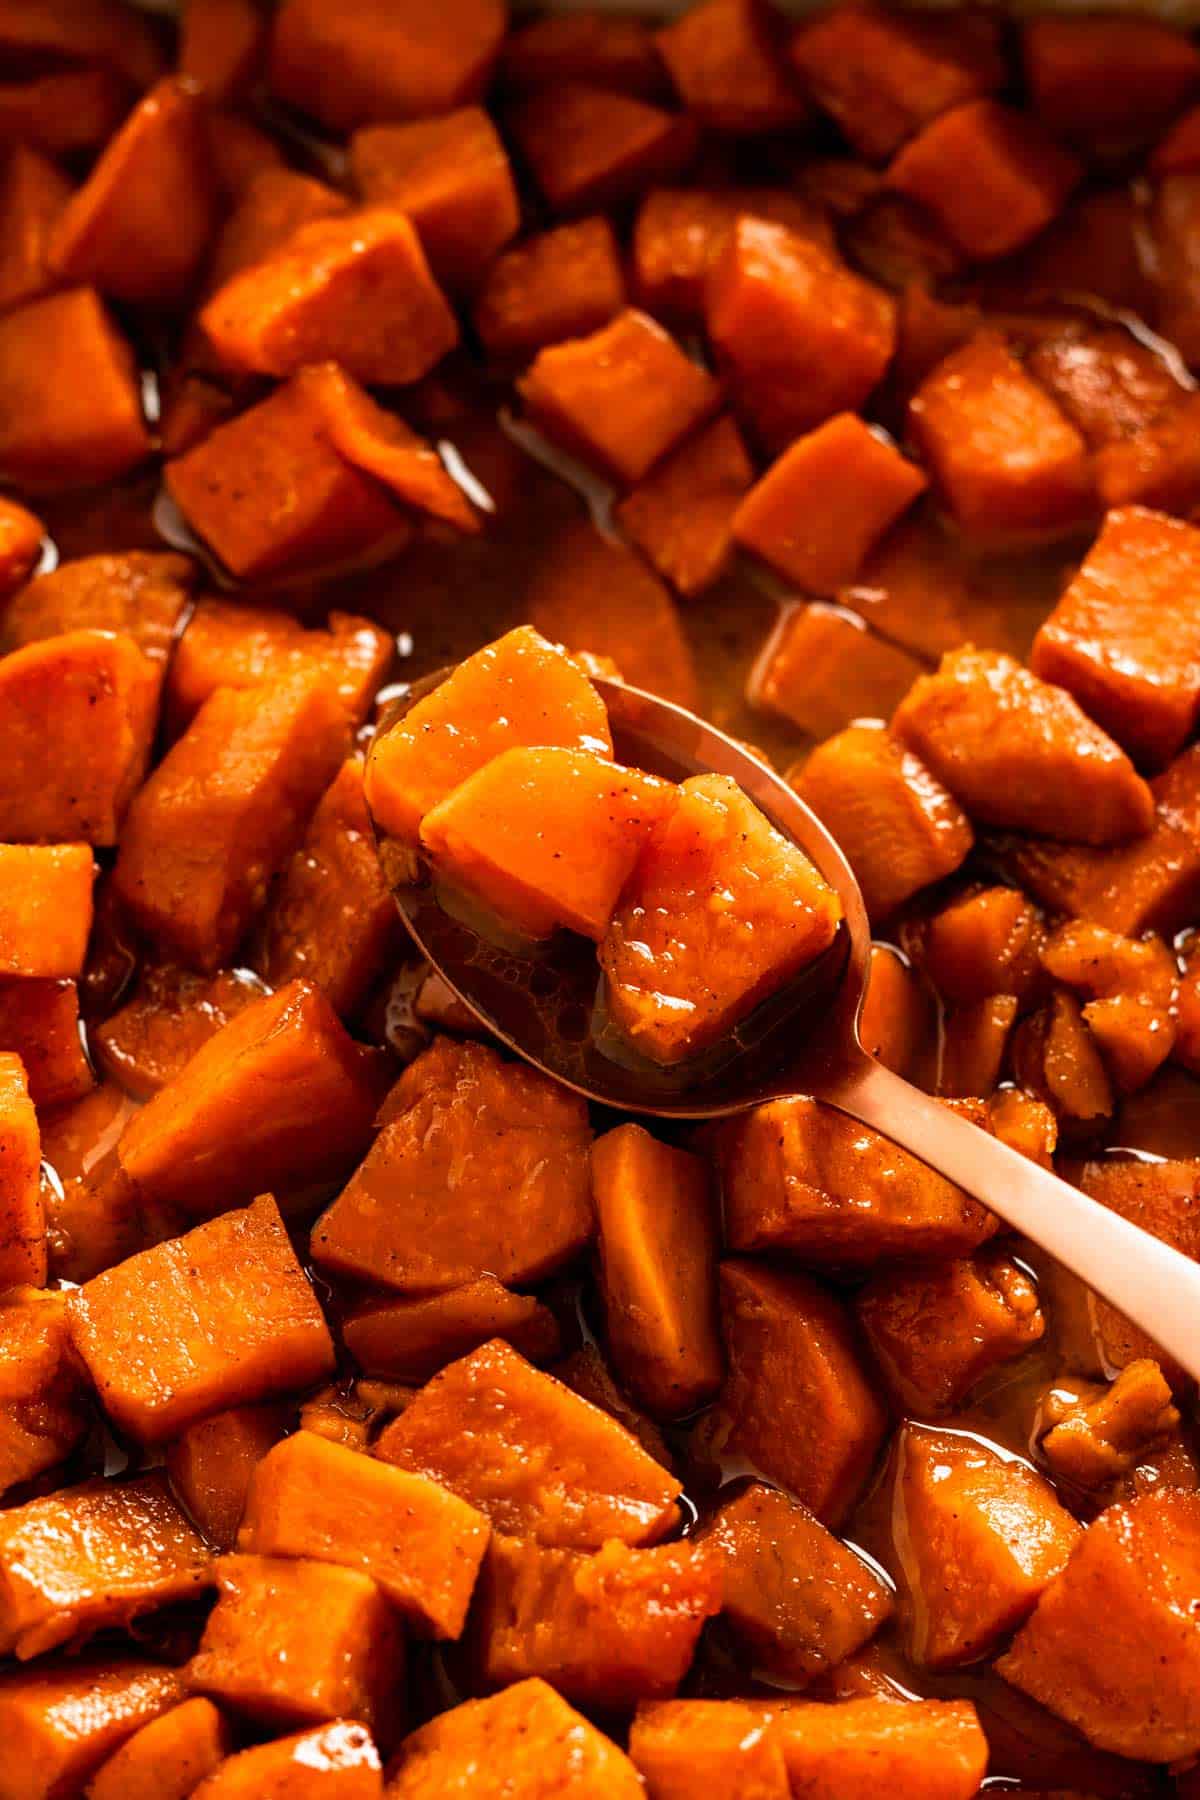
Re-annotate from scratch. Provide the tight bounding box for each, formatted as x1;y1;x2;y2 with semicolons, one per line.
370;670;1200;1386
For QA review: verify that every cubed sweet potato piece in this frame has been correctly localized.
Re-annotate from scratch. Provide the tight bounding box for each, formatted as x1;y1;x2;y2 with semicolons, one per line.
68;1194;335;1443
600;773;842;1066
938;992;1019;1097
179;0;265;101
1023;15;1200;140
0;980;92;1110
186;1553;401;1735
632;185;833;326
592;1124;722;1419
790;723;973;922
552;1343;675;1472
506;82;696;216
422;747;674;941
192;1722;382;1800
908;333;1093;538
656;0;806;133
114;672;348;971
988;1087;1058;1168
0;146;69;316
695;1481;893;1682
0;497;42;598
1072;1159;1200;1385
313;1037;593;1294
998;1490;1200;1760
204;111;285;203
887;101;1080;259
474;218;625;360
267;0;505;131
344;1279;561;1384
169;604;390;735
167;1404;289;1551
474;1534;719;1708
0;1472;211;1660
699;1262;886;1525
1041;919;1178;1092
376;1339;682;1550
501;11;663;96
1012;990;1114;1127
365;624;611;847
239;1429;489;1639
2;551;193;664
0;289;149;491
0;1659;184;1800
1032;507;1200;770
0;1054;41;1290
88;1696;229;1800
615;413;752;597
0;845;94;979
859;941;932;1078
755;604;925;740
707;218;896;450
116;980;384;1217
202;167;347;298
911;884;1046;1006
1040;1360;1180;1490
718;1093;996;1264
0;1289;87;1499
93;963;266;1100
629;1698;791;1798
1093;391;1200;515
1002;800;1200;940
1026;327;1186;451
38;1082;140;1286
734;414;926;595
858;1251;1044;1414
790;3;1003;162
350;109;518;294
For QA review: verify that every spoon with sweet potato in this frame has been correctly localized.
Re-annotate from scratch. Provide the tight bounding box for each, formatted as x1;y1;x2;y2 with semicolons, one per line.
366;627;1200;1385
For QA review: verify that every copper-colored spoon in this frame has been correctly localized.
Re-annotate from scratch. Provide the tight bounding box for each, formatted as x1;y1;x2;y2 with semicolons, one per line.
370;671;1200;1386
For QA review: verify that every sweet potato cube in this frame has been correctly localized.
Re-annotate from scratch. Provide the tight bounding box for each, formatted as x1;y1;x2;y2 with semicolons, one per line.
998;1490;1200;1760
202;167;347;296
718;1093;996;1264
632;184;833;326
600;773;842;1066
858;1251;1044;1414
908;333;1093;538
790;723;973;922
0;288;149;491
1093;390;1200;515
0;1659;184;1800
179;0;265;101
0;0;162;90
695;1481;893;1682
1042;919;1178;1092
186;1554;401;1735
887;100;1080;259
615;413;752;597
938;993;1016;1098
474;1534;720;1709
629;1698;791;1798
312;1037;592;1294
94;963;266;1101
1032;507;1200;770
914;884;1046;1006
0;497;41;598
1026;327;1185;452
239;1430;490;1639
267;0;506;131
859;941;932;1077
390;1678;643;1799
700;1262;887;1524
734;414;926;595
768;1697;988;1800
552;1344;675;1472
656;0;807;133
1071;1159;1200;1384
37;1082;141;1286
2;551;193;664
168;604;391;735
1003;800;1200;940
0;1289;86;1498
365;625;611;847
114;672;349;971
344;1279;561;1384
0;1054;42;1289
473;218;625;360
707;218;896;449
68;1194;335;1443
0;1472;211;1660
0;845;94;979
192;1722;381;1800
88;1696;230;1800
756;605;925;740
1023;15;1200;140
0;146;69;316
49;79;216;306
0;979;94;1115
376;1339;682;1550
1040;1360;1180;1490
591;1124;722;1419
506;82;696;216
501;12;663;95
422;748;674;941
166;1404;288;1551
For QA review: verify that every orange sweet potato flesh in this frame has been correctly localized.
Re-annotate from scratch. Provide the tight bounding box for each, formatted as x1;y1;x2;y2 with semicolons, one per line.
192;1721;382;1800
88;1696;231;1800
756;604;924;741
0;1289;87;1498
1042;919;1178;1092
591;1124;722;1418
719;1093;997;1264
388;1677;644;1799
998;1490;1200;1760
93;963;265;1101
344;1279;561;1383
473;218;625;360
239;1429;490;1639
941;990;1016;1097
113;671;349;971
632;185;833;326
422;747;674;941
505;82;697;216
168;603;392;734
694;1481;893;1683
1093;390;1200;516
68;1194;335;1443
1012;989;1114;1126
615;412;752;598
166;1404;289;1551
1002;798;1200;940
366;625;612;846
201;167;347;298
116;980;385;1218
179;0;265;102
502;11;662;94
0;497;42;599
0;1472;211;1660
1023;14;1200;139
376;1339;682;1549
629;1697;791;1798
38;1081;140;1286
0;1053;42;1289
913;883;1046;1005
791;722;973;922
891;646;1154;844
656;0;807;132
1074;1158;1200;1385
0;145;70;316
600;773;842;1066
858;942;932;1078
312;1036;593;1293
0;844;94;979
1026;327;1185;451
0;1659;184;1800
551;1343;675;1473
699;1261;887;1525
0;68;131;159
2;551;193;665
185;1553;402;1735
474;1534;720;1709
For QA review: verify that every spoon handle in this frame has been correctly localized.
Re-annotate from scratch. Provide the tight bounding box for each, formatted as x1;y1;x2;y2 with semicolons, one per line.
819;1057;1200;1386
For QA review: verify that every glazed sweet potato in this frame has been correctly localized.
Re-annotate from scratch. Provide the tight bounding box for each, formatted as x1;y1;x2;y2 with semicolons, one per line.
505;82;696;216
1072;1158;1200;1385
1042;919;1178;1092
628;1697;791;1797
2;551;193;664
93;963;265;1100
1092;390;1200;515
37;1082;140;1286
192;1722;381;1800
1026;326;1185;451
0;844;94;979
858;941;931;1077
0;1054;43;1289
0;1289;87;1499
88;1696;230;1800
0;1659;184;1800
168;603;391;733
1023;14;1200;139
0;68;130;160
657;0;805;131
344;1279;560;1384
0;146;70;316
912;883;1046;1005
632;184;833;325
615;413;752;597
755;604;924;741
0;497;42;598
166;1404;289;1551
473;218;625;359
68;1194;335;1443
1040;1360;1180;1490
547;1344;675;1472
501;10;662;93
178;0;265;101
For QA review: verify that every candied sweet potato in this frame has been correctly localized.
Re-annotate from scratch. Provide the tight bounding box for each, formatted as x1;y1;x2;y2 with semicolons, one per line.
88;1696;230;1800
2;551;193;665
38;1082;140;1286
1002;795;1200;939
0;0;163;90
615;413;752;597
0;146;69;317
201;167;346;298
506;82;696;217
912;884;1046;1006
179;0;264;101
0;1659;184;1800
474;218;625;360
0;845;94;979
628;1697;791;1797
0;497;42;598
656;0;806;133
1026;327;1185;452
0;1289;87;1499
1023;15;1200;140
94;963;265;1100
1012;990;1114;1127
0;68;130;160
1154;173;1200;367
68;1194;335;1443
344;1279;561;1384
168;603;391;734
501;11;663;96
632;184;833;326
167;1403;289;1551
1072;1158;1200;1384
859;942;931;1078
1040;1360;1180;1490
0;1054;43;1289
1041;919;1178;1092
376;1339;682;1550
755;604;924;740
192;1722;381;1800
1093;390;1200;515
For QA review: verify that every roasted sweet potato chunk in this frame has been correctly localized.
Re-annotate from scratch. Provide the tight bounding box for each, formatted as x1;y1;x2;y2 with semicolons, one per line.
344;1279;560;1384
38;1081;140;1286
88;1695;230;1800
911;883;1046;1005
0;1659;184;1800
168;604;391;733
2;551;193;664
0;497;42;599
632;184;832;325
501;11;663;95
615;413;752;597
474;218;625;359
858;941;932;1078
68;1194;335;1443
1040;1360;1180;1491
656;0;806;133
0;146;69;317
1041;919;1178;1092
0;1288;87;1499
0;844;94;979
1071;1158;1200;1385
0;1054;43;1288
1023;14;1200;140
629;1697;791;1797
166;1404;289;1551
1092;390;1200;515
506;82;696;216
755;604;924;740
1026;326;1185;451
93;963;265;1100
192;1722;381;1800
376;1339;682;1549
